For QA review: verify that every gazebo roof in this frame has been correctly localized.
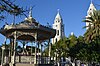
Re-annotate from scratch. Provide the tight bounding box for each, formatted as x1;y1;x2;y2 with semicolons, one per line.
0;16;56;41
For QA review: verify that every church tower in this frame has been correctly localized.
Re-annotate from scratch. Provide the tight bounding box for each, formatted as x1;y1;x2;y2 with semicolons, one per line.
86;0;96;29
52;10;65;44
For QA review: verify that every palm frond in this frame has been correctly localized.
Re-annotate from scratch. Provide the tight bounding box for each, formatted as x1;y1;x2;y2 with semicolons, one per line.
83;10;100;43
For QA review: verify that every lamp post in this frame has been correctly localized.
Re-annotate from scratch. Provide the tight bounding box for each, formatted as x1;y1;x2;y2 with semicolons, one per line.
1;46;5;66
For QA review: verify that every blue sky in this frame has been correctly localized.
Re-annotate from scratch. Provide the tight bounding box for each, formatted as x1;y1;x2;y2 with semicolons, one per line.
0;0;100;45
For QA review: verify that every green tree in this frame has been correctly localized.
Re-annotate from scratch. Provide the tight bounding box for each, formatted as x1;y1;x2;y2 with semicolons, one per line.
67;34;77;61
49;37;68;61
55;37;68;58
68;34;77;47
76;48;88;62
76;40;100;63
76;36;86;61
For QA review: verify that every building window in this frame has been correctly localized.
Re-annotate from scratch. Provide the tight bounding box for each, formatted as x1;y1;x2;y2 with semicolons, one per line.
57;30;59;35
56;38;57;43
58;20;60;22
56;25;57;27
56;21;57;23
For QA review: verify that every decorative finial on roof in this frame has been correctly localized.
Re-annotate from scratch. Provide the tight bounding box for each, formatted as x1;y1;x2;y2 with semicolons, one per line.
57;9;60;13
56;9;61;19
29;7;32;17
91;0;93;4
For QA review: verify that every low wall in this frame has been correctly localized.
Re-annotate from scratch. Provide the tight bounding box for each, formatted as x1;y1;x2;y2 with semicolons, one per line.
16;63;54;66
16;56;34;63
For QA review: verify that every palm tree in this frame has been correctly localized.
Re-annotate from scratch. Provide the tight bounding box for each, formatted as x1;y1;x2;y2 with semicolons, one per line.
83;10;100;63
83;10;100;43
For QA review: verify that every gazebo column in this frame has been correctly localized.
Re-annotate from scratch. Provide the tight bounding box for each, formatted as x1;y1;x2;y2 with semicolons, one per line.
40;43;43;64
10;39;13;66
34;32;38;64
30;42;33;64
1;46;5;66
48;39;51;64
9;39;13;63
4;38;8;64
12;31;17;66
37;42;40;64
